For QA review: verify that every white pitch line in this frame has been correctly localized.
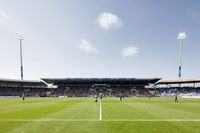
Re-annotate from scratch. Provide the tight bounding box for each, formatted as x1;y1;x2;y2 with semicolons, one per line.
0;119;200;122
99;100;102;121
0;119;97;122
102;119;200;122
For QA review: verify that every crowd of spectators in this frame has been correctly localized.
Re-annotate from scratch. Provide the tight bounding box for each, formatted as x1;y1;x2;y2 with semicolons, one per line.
0;86;49;97
48;86;147;97
1;85;200;98
159;87;200;97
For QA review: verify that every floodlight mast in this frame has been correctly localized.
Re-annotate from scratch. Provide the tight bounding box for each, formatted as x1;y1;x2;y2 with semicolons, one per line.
177;32;186;78
16;33;24;80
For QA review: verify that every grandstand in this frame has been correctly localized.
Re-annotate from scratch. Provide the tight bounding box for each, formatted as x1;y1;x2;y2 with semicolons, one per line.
0;78;160;97
42;78;160;97
1;78;200;98
156;79;200;98
0;78;48;97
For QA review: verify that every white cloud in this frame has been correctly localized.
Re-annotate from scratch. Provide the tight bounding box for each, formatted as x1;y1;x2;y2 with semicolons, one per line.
79;39;99;53
121;47;138;57
97;12;122;30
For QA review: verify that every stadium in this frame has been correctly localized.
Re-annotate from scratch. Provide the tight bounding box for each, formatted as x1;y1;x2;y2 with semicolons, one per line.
1;77;200;133
1;0;200;133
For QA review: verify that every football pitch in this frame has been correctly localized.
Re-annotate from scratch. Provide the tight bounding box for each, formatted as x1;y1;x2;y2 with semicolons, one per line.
0;97;200;133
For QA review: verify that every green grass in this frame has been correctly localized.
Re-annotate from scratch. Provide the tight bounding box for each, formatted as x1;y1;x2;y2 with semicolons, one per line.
0;97;200;133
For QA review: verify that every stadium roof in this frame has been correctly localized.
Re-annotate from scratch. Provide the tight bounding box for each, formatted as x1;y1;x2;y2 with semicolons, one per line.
41;78;161;86
156;79;200;85
0;78;47;87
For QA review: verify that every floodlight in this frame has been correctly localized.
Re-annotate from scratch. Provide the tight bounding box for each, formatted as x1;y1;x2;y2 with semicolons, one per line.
177;32;186;78
177;32;186;40
16;32;24;80
16;32;24;40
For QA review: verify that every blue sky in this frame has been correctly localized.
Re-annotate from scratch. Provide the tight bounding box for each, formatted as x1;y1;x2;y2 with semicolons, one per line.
0;0;200;80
